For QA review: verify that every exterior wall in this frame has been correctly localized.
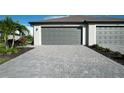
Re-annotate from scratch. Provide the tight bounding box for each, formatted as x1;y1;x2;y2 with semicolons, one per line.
33;24;88;46
33;25;42;46
82;26;86;45
32;23;124;46
88;24;96;46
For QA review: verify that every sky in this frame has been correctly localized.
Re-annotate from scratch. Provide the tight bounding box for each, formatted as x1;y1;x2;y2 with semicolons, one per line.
0;15;68;35
0;15;68;25
0;15;124;35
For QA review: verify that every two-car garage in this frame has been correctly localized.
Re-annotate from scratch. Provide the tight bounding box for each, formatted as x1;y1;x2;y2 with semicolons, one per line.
42;27;83;45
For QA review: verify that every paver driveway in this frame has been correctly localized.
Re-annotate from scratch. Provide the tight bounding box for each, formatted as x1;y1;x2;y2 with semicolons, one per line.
0;45;124;78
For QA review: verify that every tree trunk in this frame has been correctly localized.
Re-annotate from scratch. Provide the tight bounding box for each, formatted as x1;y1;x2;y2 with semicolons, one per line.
11;32;15;48
4;34;8;50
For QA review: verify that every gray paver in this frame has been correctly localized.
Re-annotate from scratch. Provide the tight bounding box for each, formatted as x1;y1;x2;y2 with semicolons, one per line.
0;45;124;78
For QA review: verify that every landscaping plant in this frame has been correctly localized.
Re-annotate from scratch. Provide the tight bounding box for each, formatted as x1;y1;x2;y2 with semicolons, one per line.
0;16;29;54
90;44;124;60
25;35;33;44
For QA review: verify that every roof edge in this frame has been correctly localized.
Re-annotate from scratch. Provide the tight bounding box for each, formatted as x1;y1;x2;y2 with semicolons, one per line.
29;20;124;25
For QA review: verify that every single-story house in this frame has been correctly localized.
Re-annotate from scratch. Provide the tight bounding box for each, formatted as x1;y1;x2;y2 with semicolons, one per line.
29;15;124;46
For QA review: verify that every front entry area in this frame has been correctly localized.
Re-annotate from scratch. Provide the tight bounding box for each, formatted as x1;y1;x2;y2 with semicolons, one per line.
42;27;82;45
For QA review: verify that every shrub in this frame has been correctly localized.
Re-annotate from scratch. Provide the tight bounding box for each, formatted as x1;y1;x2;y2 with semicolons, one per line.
90;44;111;53
6;48;18;54
111;51;123;58
31;40;34;45
90;44;99;48
25;35;33;44
122;54;124;59
0;43;4;48
19;36;27;45
7;36;29;47
12;48;18;54
15;36;27;46
100;48;111;52
104;48;111;52
97;46;104;51
95;46;106;52
0;47;18;54
0;47;7;54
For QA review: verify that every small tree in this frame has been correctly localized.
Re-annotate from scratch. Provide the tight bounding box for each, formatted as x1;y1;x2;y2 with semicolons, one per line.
11;23;29;48
0;17;13;49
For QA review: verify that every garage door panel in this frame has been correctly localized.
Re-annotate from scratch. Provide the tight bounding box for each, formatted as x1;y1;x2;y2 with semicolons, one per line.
96;26;124;45
42;27;81;45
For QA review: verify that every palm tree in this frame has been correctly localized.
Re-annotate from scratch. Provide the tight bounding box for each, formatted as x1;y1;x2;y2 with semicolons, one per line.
11;23;29;48
0;17;13;49
0;16;29;49
10;22;19;48
17;24;29;36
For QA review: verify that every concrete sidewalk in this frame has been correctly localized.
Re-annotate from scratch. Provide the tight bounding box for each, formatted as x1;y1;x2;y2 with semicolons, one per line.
0;45;124;78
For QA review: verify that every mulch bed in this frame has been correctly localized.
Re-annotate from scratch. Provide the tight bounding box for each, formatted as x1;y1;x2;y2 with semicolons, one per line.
89;47;124;66
0;47;34;59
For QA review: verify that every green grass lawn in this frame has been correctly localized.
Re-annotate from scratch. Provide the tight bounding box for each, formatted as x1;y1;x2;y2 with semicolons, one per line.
0;42;4;47
0;58;10;65
0;43;9;64
0;42;33;65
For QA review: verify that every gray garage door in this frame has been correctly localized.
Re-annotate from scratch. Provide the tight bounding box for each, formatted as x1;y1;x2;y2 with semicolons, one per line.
42;27;82;45
96;26;124;45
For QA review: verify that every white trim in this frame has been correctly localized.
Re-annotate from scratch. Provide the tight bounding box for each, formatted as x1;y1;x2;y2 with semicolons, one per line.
88;24;96;46
83;26;86;45
41;24;84;27
96;24;124;26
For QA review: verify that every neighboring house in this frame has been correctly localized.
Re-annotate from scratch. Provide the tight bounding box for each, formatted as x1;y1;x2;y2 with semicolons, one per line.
0;30;21;41
29;15;124;46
